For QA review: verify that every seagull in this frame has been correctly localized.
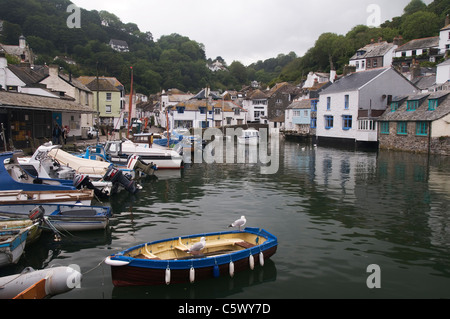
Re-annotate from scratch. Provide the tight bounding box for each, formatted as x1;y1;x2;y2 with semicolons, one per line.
229;216;246;231
188;237;206;254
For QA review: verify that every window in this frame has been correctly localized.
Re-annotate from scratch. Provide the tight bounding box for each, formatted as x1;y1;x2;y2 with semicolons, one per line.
325;115;334;129
176;107;185;114
199;107;206;114
397;122;408;135
373;60;378;67
391;102;399;112
105;105;111;113
428;99;438;111
106;93;112;101
215;108;221;115
311;100;318;111
406;100;419;111
311;118;317;128
342;115;352;130
234;108;241;115
344;95;349;109
356;61;360;69
380;122;390;134
416;122;429;136
327;97;331;110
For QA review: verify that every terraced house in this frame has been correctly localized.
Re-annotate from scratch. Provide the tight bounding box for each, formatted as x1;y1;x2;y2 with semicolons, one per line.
378;92;450;155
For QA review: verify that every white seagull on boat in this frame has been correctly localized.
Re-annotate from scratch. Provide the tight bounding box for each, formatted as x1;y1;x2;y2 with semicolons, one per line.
229;216;246;231
188;237;206;254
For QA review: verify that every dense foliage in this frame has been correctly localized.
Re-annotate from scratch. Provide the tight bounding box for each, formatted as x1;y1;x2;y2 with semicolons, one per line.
0;0;448;94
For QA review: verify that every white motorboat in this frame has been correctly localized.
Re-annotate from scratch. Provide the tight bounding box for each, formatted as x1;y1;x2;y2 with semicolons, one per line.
104;140;183;169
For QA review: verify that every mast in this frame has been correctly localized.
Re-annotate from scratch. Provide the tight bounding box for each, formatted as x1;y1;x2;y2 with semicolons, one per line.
127;66;133;139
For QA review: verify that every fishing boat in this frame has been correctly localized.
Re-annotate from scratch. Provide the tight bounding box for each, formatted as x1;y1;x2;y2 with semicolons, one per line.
17;145;141;196
0;189;94;206
0;228;29;267
104;140;183;170
1;152;76;192
0;266;82;299
0;204;111;232
105;227;278;286
238;128;260;145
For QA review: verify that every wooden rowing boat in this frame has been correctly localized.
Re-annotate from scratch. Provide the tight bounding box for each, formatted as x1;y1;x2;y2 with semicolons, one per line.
105;227;277;286
0;228;29;267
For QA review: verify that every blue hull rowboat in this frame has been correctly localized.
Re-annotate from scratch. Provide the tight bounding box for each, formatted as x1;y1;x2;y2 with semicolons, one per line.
0;204;112;232
0;228;29;267
105;227;277;286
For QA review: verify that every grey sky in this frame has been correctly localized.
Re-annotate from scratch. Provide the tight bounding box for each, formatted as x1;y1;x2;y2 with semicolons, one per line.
72;0;434;66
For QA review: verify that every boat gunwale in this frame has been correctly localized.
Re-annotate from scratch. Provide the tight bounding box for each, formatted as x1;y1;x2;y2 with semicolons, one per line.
109;227;277;270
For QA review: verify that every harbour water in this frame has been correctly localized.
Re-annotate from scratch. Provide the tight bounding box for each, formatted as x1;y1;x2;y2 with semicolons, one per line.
1;139;450;299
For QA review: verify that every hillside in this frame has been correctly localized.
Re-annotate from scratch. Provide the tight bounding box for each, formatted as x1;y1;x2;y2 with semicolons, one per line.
0;0;449;94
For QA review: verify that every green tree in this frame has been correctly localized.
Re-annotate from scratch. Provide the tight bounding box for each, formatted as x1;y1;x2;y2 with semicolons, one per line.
401;11;441;40
403;0;427;15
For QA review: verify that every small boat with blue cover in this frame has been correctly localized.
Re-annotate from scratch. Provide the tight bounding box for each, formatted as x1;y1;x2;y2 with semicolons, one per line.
105;227;277;286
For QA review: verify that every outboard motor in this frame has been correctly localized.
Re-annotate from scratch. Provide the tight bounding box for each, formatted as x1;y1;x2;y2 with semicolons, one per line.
127;155;157;176
103;166;139;194
73;174;109;199
28;206;45;222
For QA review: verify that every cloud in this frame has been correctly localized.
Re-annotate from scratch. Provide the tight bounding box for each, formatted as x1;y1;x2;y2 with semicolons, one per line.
72;0;433;66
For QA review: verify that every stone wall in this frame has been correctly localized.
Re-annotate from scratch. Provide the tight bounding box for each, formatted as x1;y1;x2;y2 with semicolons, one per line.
379;122;449;156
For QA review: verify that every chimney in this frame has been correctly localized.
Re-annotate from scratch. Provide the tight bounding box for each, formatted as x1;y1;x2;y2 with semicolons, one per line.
19;35;26;49
446;14;450;27
330;69;336;83
49;65;59;77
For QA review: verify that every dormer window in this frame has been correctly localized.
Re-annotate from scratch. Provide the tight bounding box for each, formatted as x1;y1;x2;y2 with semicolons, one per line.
176;106;185;114
391;102;399;112
428;99;438;111
199;107;206;114
406;100;419;111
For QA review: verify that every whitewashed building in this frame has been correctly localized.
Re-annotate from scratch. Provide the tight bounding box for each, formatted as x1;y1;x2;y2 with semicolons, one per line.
242;89;268;123
317;67;418;146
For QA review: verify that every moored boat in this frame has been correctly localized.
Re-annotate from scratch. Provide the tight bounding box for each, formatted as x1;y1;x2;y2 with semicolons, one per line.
0;217;42;245
0;228;29;267
0;266;82;299
0;204;111;232
105;227;277;286
0;189;94;206
237;128;260;145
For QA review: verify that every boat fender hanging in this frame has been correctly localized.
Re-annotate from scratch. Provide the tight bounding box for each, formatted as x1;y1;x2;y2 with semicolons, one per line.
213;264;220;278
259;252;264;267
229;261;235;278
249;254;255;270
165;267;171;285
189;267;195;283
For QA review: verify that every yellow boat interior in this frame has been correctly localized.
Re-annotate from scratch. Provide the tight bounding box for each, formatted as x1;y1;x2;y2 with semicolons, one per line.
127;232;266;261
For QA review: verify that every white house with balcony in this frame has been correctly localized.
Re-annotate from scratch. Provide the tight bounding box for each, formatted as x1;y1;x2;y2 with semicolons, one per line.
317;67;418;147
242;89;268;123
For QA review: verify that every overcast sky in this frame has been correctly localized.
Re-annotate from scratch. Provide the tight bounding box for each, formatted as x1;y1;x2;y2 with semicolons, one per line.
72;0;433;66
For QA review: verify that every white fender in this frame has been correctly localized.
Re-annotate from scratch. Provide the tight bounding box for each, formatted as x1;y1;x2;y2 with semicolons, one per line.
229;261;235;278
189;267;195;283
249;254;255;270
105;257;130;267
259;252;264;266
165;267;171;285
